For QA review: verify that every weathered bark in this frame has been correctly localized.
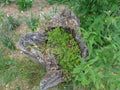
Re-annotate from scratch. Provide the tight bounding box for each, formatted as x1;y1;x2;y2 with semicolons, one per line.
17;8;88;90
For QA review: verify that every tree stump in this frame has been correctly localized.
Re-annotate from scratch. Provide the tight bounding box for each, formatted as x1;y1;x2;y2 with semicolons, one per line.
17;8;87;90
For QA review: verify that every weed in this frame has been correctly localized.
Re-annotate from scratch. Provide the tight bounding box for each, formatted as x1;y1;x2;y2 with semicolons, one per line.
0;32;16;50
0;12;4;29
0;49;2;57
0;14;19;50
2;15;20;31
48;0;68;4
24;14;39;31
0;0;15;6
16;0;33;11
39;6;58;21
40;12;51;21
0;12;4;21
48;0;120;89
46;27;80;81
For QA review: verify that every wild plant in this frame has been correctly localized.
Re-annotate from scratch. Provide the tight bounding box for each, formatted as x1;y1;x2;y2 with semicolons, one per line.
16;0;33;11
24;14;39;31
0;0;15;6
48;0;120;89
46;27;80;81
0;31;16;50
2;14;20;31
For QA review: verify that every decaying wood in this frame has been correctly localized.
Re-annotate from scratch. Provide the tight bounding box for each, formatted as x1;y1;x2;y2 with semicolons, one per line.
17;8;88;90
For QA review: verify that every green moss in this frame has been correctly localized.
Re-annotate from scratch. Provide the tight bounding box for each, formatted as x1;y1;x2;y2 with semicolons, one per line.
46;27;80;81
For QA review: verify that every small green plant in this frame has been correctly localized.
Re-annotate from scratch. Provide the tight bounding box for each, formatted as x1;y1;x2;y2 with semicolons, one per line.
0;12;4;29
2;15;20;31
16;0;33;11
24;14;39;31
0;14;19;50
0;32;16;50
47;0;67;4
0;0;15;6
0;12;4;21
46;27;80;81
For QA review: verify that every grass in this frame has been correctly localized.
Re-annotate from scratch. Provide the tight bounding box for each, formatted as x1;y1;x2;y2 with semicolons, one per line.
0;57;45;90
46;27;80;81
0;1;46;90
16;0;33;11
0;0;120;90
0;11;43;89
0;0;15;7
0;11;4;21
0;32;16;50
48;0;120;90
3;15;20;31
24;14;39;31
0;14;20;50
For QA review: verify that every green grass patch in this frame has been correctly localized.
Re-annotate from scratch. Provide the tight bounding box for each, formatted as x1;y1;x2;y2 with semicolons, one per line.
0;14;20;50
47;0;120;89
2;15;20;31
45;27;80;81
0;0;15;7
24;14;39;31
16;0;33;11
0;57;45;89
